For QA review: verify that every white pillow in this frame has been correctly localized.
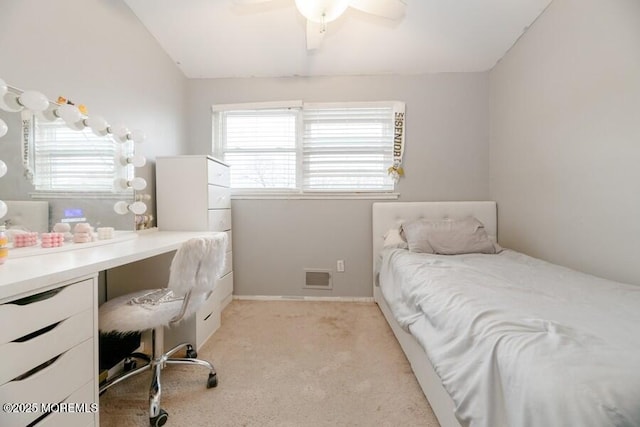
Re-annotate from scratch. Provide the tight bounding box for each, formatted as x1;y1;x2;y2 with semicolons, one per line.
383;228;408;249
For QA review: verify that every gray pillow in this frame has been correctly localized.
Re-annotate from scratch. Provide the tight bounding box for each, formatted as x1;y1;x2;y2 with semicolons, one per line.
401;216;496;255
400;220;436;253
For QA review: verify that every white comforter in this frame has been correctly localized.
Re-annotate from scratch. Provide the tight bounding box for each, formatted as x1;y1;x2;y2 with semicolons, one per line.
378;248;640;427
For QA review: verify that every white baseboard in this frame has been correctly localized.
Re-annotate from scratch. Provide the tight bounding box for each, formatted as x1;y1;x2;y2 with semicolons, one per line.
233;295;374;303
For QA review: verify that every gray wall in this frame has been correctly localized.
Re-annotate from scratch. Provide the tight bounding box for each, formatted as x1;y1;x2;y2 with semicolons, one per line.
187;74;490;297
489;0;640;284
0;0;188;225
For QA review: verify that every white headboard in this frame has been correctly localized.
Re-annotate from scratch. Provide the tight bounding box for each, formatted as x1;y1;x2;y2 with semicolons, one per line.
372;201;497;267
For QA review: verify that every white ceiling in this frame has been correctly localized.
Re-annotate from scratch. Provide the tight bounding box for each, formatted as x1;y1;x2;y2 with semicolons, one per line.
123;0;553;79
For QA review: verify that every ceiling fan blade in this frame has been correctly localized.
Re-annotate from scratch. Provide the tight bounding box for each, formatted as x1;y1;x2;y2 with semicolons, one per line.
348;0;406;20
306;20;325;50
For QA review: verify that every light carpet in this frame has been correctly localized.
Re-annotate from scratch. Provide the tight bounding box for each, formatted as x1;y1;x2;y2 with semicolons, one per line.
99;300;440;426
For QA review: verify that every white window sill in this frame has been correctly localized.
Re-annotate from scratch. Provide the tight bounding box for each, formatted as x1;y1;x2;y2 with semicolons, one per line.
231;192;400;200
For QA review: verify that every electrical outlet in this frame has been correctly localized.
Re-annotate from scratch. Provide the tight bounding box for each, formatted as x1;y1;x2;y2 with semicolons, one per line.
337;259;345;272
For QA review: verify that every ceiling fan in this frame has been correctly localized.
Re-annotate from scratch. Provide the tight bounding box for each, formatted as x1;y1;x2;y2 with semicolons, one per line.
235;0;407;50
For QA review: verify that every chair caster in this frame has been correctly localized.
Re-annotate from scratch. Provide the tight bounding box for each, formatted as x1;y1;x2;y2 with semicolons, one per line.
207;373;218;388
123;358;137;371
186;344;197;358
149;408;168;426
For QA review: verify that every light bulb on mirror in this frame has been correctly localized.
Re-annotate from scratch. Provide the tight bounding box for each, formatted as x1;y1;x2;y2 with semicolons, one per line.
113;200;146;215
116;176;147;191
0;118;7;138
113;201;129;215
56;104;83;129
0;160;7;178
18;90;49;112
128;154;146;168
0;92;23;112
85;115;109;136
129;201;147;215
129;177;147;191
111;124;130;143
36;105;58;122
0;200;7;219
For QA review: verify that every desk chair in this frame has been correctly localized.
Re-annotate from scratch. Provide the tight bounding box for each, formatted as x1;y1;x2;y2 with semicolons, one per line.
99;234;227;427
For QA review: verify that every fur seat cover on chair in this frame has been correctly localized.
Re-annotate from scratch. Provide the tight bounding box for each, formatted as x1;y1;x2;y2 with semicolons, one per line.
99;235;227;334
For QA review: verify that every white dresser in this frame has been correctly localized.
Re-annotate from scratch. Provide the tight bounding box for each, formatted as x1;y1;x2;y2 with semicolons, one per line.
156;155;233;350
0;275;99;427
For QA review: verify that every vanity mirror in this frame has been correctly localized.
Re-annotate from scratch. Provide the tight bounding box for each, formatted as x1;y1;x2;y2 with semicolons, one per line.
0;77;150;233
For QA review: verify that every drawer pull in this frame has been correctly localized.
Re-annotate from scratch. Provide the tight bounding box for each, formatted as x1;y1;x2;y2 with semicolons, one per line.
203;312;213;321
13;321;61;343
12;354;61;382
28;410;49;426
25;395;69;426
10;288;64;306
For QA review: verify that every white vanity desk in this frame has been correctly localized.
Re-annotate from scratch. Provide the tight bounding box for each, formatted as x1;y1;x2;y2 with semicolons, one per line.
0;229;220;427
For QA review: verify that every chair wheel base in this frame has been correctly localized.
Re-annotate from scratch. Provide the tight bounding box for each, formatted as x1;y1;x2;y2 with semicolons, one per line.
150;408;168;426
207;373;218;388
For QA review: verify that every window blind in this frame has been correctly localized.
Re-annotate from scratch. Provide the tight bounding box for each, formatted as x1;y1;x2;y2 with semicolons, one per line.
220;109;298;189
301;106;394;191
214;101;399;194
32;120;129;192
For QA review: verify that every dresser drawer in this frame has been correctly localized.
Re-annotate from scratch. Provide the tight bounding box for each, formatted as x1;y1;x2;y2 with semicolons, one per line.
196;289;221;348
36;380;96;427
207;209;231;231
216;272;234;310
0;279;94;345
0;308;94;385
207;185;230;209
207;159;230;187
221;252;233;277
0;339;94;427
225;230;233;252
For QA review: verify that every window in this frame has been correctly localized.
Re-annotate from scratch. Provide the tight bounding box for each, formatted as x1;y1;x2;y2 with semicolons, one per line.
24;117;133;196
220;108;298;190
213;101;404;197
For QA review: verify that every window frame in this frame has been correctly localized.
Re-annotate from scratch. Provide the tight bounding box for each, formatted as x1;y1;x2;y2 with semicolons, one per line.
212;100;402;200
22;115;134;199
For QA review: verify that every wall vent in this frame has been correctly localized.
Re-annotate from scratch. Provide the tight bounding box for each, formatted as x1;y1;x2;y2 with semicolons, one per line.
304;269;333;290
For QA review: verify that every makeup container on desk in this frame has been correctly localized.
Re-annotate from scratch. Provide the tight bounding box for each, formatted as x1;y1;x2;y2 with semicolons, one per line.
0;226;8;264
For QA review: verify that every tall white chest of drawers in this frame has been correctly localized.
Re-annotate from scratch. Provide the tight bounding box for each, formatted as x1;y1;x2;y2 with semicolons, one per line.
156;155;233;350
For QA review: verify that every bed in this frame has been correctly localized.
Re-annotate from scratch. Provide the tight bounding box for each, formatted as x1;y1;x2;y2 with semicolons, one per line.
372;201;640;427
